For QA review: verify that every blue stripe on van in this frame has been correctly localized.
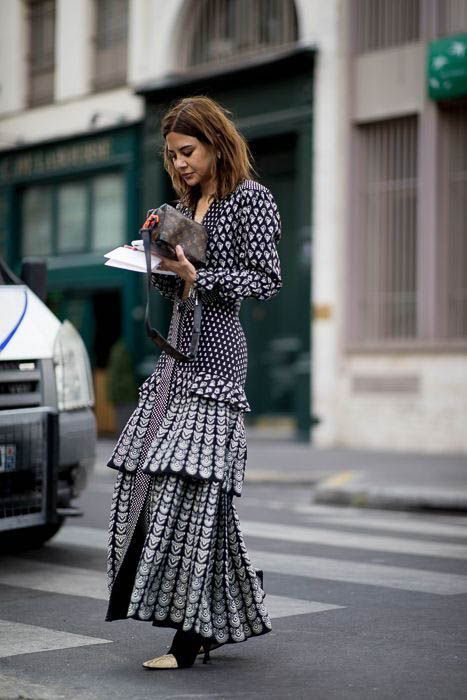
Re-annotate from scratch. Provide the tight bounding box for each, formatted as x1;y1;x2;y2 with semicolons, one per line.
0;289;28;352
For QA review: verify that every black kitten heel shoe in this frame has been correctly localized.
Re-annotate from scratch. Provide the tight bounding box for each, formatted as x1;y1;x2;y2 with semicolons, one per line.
198;569;265;664
199;639;222;664
143;629;203;669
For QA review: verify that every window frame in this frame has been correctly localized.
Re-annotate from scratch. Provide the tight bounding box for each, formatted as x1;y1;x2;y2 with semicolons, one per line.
19;169;126;260
26;0;56;108
346;116;419;349
177;0;299;72
350;0;421;55
91;0;129;91
346;107;467;353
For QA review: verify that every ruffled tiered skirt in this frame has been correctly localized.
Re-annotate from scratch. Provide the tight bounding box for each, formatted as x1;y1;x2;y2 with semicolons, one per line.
106;465;272;644
107;365;251;497
105;325;272;644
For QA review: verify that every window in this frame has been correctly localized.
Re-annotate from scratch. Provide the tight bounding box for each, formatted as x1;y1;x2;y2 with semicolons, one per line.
27;0;55;107
21;173;125;257
352;0;420;54
57;183;89;254
436;0;467;36
179;0;298;71
91;174;125;252
439;106;467;339
93;0;128;90
22;186;53;257
351;117;418;343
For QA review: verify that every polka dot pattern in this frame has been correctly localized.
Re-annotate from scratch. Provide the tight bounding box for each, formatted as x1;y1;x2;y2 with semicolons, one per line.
107;178;282;494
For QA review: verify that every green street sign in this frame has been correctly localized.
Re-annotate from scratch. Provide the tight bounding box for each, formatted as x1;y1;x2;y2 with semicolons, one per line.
428;33;467;101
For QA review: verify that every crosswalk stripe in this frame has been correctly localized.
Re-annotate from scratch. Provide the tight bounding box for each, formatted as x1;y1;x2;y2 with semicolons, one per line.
52;526;467;595
54;519;467;562
301;513;467;540
243;499;467;539
54;524;108;549
0;557;343;621
247;595;343;619
0;620;111;659
247;550;467;595
0;556;108;600
240;520;467;560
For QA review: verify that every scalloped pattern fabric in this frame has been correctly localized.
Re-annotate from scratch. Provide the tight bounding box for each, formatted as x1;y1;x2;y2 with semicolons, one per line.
106;468;272;645
105;179;281;647
107;370;249;494
140;393;247;496
106;371;160;473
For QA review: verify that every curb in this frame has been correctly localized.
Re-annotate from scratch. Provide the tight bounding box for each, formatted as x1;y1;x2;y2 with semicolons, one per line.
314;472;467;513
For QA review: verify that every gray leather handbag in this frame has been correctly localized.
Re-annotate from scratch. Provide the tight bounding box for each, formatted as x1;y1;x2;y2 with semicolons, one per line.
145;203;207;266
141;205;207;363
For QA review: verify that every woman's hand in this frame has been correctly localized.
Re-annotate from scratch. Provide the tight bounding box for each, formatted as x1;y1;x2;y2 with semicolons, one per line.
157;245;197;284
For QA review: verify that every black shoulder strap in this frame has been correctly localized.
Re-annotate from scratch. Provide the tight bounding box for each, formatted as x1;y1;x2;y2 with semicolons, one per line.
142;228;202;363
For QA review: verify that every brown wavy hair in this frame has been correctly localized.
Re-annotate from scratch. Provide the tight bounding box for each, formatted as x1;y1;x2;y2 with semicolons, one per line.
161;95;257;209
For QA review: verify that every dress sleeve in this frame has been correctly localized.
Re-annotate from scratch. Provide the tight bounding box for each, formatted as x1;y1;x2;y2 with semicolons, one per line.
193;187;283;302
150;271;183;300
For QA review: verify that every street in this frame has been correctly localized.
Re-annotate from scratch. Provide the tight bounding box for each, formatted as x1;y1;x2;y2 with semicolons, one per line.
1;457;467;700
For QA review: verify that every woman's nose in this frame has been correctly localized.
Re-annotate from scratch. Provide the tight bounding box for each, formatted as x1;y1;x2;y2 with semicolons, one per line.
175;156;187;169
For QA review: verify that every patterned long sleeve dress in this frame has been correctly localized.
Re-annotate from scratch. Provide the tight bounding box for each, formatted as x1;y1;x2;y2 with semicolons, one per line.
105;179;282;648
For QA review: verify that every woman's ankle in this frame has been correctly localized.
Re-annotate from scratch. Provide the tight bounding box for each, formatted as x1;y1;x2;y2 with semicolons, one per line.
169;628;204;668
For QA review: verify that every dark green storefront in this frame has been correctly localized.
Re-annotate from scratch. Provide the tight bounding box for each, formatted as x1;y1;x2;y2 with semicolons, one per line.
0;124;146;433
0;47;314;439
137;47;314;439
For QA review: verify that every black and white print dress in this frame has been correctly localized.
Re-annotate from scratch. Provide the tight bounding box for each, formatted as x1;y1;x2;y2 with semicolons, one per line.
105;179;282;648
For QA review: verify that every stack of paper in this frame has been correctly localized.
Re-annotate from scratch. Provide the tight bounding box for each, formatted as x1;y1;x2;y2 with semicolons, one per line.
104;244;176;275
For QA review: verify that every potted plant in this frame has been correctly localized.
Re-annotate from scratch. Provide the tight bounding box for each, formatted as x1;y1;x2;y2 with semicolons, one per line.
107;339;138;435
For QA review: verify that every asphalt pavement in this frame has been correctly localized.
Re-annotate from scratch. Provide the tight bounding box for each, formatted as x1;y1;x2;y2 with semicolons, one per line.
1;441;467;700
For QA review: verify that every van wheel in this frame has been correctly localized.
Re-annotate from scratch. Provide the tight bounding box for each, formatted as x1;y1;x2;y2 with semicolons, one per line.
0;518;65;553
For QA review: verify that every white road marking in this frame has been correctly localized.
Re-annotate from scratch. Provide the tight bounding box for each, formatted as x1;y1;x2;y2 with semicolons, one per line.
54;524;108;549
54;519;467;562
43;525;467;595
239;520;467;560
252;595;343;619
0;620;111;659
293;506;467;539
0;557;108;600
248;550;467;595
242;499;467;538
0;557;343;620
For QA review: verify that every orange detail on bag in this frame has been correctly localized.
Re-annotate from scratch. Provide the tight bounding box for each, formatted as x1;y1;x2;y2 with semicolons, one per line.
142;213;159;229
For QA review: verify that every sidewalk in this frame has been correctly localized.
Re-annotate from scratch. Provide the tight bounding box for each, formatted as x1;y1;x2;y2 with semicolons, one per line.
94;432;467;513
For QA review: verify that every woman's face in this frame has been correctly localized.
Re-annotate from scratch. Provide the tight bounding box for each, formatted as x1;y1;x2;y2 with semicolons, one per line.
166;132;216;191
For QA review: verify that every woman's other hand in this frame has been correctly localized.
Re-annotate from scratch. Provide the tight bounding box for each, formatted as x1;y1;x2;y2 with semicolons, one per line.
157;245;197;284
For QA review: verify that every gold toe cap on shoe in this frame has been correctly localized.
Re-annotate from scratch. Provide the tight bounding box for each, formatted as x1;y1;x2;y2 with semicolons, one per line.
142;653;179;669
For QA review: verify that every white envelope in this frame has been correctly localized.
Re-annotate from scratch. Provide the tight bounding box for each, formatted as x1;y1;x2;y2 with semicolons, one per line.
103;246;176;275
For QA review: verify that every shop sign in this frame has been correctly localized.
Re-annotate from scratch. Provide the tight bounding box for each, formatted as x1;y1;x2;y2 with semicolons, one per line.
0;137;112;184
428;33;467;101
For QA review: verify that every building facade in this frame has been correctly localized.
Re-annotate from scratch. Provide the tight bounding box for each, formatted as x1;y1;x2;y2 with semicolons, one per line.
315;0;467;453
1;0;466;452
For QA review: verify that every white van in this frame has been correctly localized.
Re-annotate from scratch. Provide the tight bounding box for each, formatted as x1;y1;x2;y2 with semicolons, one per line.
0;257;96;550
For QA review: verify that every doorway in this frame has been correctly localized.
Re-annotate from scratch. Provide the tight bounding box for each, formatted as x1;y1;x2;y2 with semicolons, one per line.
241;132;310;428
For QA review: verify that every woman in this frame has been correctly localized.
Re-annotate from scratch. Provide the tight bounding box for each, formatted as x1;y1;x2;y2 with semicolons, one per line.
105;96;283;670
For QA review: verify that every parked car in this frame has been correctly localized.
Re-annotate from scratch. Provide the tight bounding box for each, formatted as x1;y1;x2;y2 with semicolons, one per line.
0;256;96;550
